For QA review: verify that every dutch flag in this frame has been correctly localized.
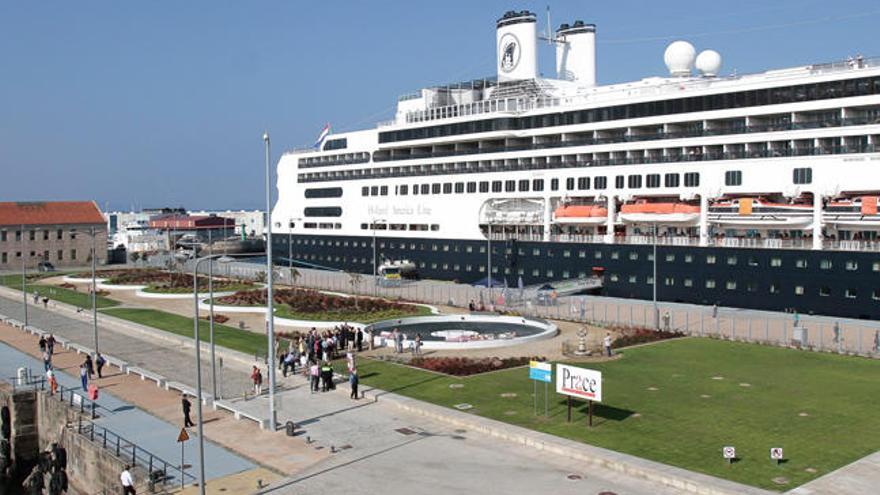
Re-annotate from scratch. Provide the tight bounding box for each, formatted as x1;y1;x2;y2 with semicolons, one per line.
313;123;331;149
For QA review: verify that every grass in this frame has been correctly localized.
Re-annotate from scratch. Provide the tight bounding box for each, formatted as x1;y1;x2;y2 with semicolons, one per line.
0;273;119;309
348;338;880;490
100;307;289;357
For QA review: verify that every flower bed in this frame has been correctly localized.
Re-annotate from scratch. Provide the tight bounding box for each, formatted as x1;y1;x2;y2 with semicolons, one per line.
406;356;545;376
200;314;230;324
611;326;685;348
215;288;426;322
104;268;253;293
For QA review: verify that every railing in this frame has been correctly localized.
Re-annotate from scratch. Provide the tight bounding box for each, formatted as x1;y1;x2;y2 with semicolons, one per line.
76;418;194;490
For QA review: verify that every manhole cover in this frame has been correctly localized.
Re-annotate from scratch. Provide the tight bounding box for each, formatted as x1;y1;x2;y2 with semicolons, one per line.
630;413;642;418
503;410;517;416
454;403;473;410
449;383;464;389
338;444;353;450
700;394;711;399
772;477;790;485
395;428;417;436
500;392;517;398
454;429;467;434
798;412;809;417
711;376;724;380
566;474;582;480
451;435;466;440
805;467;817;473
739;383;751;387
647;386;659;391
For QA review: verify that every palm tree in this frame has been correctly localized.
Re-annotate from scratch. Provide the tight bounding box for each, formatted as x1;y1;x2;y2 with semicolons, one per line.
347;272;363;308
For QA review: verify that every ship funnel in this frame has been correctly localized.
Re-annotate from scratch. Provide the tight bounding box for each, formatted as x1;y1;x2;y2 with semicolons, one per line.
555;20;596;86
496;10;538;82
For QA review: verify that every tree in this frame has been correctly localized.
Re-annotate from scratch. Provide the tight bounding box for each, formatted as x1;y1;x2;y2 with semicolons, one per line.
346;272;363;308
289;267;301;288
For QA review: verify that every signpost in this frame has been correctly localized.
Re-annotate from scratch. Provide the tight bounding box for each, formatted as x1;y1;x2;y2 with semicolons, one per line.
529;360;551;416
177;428;190;488
555;364;602;427
770;447;784;465
723;446;736;464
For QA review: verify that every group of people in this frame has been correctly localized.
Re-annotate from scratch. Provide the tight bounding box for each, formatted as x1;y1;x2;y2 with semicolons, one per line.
38;333;106;396
388;327;422;355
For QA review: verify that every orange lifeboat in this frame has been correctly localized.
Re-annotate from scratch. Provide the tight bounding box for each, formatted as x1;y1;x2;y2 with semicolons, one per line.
619;199;700;225
553;204;608;225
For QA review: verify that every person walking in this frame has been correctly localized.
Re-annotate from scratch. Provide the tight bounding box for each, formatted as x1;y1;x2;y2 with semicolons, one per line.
309;361;320;393
47;369;58;395
42;350;52;371
95;353;106;379
349;368;359;400
120;465;136;495
84;355;95;379
46;334;56;356
413;334;423;356
182;394;195;428
355;327;364;352
39;335;47;353
251;366;263;397
712;303;718;319
603;332;613;357
79;364;89;392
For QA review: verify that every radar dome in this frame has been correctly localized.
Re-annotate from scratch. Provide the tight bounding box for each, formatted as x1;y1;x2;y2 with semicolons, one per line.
664;40;696;77
695;50;722;77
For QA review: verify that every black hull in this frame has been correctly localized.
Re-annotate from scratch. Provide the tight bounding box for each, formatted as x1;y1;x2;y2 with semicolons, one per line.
273;234;880;320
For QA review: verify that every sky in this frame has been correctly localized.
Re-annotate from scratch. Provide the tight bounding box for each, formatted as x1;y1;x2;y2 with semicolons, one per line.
2;0;879;212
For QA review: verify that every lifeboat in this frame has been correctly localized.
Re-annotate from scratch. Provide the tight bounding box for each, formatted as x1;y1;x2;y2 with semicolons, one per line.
708;197;813;228
619;199;700;225
553;204;608;225
824;196;880;230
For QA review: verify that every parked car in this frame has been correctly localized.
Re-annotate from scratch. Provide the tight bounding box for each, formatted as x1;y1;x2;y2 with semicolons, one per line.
37;261;56;272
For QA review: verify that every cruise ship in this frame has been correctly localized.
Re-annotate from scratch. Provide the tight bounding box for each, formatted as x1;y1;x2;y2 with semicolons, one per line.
271;10;880;320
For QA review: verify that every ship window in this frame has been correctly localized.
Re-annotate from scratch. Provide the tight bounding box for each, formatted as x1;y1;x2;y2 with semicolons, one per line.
747;282;758;292
306;187;343;198
706;255;716;264
400;185;409;195
684;172;700;187
646;174;661;188
595;176;607;190
519;180;530;192
646;276;654;285
769;283;781;294
873;261;880;272
684;278;693;287
819;286;831;297
303;207;342;217
845;260;858;271
873;289;880;300
594;251;602;259
362;186;369;196
727;256;737;265
577;177;590;190
793;168;812;184
705;279;716;289
684;254;693;263
664;277;675;286
431;224;439;231
664;173;680;187
454;182;464;193
566;178;575;190
413;184;419;195
443;183;452;194
480;181;489;193
550;178;559;191
380;185;388;196
615;175;624;189
628;175;642;189
665;254;675;262
505;180;515;192
432;183;441;194
796;259;807;268
770;257;782;267
726;280;737;290
629;252;639;260
628;275;637;283
820;259;832;270
370;186;379;195
492;181;502;192
748;256;758;266
794;285;804;295
845;288;857;299
467;182;476;193
609;273;619;282
724;170;742;186
533;179;544;191
611;251;619;259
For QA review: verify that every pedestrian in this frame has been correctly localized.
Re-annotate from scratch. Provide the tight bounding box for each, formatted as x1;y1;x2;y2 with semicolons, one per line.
39;335;47;353
793;310;800;328
278;349;287;372
42;297;49;308
603;332;613;357
712;303;718;319
355;327;364;352
349;368;359;400
84;355;95;379
33;290;40;304
468;299;475;312
346;351;356;373
663;310;671;331
283;351;296;377
182;394;195;428
80;364;89;392
367;327;374;351
47;369;58;395
251;366;263;397
46;334;56;355
413;334;423;356
120;465;136;495
95;353;106;379
43;350;52;371
309;361;320;393
320;361;334;392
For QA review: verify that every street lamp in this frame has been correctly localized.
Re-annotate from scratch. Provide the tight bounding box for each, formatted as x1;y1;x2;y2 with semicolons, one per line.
486;219;493;298
20;224;28;327
288;217;302;284
371;218;386;296
652;222;659;330
263;131;278;430
81;227;101;354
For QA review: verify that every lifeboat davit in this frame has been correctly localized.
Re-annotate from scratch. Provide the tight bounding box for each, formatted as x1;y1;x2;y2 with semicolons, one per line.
825;196;880;230
619;200;700;225
554;204;608;225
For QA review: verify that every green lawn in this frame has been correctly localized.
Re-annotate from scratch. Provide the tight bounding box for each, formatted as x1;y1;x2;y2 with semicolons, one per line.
0;273;119;309
100;307;289;357
349;338;880;491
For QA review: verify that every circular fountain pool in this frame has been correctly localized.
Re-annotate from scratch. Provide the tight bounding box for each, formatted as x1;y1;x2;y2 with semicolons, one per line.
369;314;558;350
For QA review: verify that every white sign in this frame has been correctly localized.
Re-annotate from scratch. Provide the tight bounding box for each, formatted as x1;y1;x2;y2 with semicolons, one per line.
722;446;736;459
555;364;602;402
770;447;784;460
72;393;83;407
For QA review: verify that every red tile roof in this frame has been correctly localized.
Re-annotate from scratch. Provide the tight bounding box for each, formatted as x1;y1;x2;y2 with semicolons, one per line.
0;201;105;227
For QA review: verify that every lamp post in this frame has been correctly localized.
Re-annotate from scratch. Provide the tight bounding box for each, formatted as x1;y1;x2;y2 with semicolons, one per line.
263;131;277;430
83;226;101;354
652;222;659;330
21;224;28;328
288;217;302;284
486;219;493;298
190;254;216;495
371;218;385;296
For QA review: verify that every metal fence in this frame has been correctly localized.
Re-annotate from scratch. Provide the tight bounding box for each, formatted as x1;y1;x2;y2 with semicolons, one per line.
148;258;880;358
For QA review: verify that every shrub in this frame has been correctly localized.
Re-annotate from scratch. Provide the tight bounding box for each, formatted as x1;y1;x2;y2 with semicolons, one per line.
611;326;685;348
408;356;545;376
216;288;419;316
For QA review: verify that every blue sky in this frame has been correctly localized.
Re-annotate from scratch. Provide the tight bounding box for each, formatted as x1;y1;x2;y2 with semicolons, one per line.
2;1;878;211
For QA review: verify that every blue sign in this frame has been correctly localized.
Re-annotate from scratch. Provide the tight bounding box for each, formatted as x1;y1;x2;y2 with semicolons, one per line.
529;361;552;383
